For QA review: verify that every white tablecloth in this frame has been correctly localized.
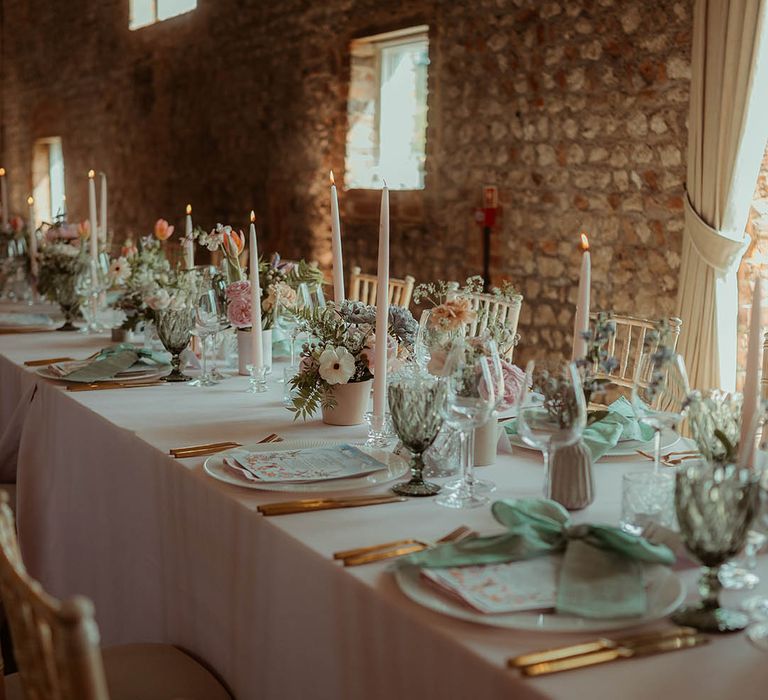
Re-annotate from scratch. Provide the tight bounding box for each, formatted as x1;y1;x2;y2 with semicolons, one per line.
1;331;767;699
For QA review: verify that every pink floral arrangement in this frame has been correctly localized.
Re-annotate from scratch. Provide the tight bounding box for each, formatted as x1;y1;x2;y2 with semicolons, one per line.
498;359;526;409
226;280;252;328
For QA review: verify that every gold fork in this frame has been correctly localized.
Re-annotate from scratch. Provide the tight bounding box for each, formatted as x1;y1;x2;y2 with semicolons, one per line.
337;525;476;567
636;449;700;466
171;433;282;458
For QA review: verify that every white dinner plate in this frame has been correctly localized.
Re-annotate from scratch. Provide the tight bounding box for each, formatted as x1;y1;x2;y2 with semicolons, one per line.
204;440;409;493
35;366;168;383
394;563;685;633
509;427;679;459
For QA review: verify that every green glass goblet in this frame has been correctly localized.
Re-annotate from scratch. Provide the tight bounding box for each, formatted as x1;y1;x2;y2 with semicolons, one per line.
672;462;760;633
154;307;195;382
389;371;447;497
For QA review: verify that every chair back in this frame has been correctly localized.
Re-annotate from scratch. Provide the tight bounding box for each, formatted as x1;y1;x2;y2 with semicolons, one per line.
0;495;110;700
593;314;682;389
348;266;415;308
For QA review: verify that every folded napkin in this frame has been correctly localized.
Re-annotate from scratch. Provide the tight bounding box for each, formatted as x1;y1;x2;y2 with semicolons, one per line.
403;498;675;619
506;396;655;461
54;344;168;383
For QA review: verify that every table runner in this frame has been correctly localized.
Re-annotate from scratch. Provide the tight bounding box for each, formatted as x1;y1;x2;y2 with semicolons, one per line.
1;332;766;699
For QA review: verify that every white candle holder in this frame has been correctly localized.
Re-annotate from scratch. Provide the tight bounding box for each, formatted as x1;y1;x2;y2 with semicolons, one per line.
364;411;396;448
246;364;268;393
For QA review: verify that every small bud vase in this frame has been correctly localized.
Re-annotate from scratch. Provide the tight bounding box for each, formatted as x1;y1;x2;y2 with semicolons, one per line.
548;440;594;510
236;328;273;375
473;419;499;467
321;379;372;426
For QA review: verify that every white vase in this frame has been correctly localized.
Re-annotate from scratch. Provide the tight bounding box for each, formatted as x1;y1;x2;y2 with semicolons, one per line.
321;380;372;426
473;419;500;467
548;440;595;511
237;328;273;376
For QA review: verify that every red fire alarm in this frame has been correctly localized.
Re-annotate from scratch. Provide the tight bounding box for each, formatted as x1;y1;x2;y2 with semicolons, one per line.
482;185;498;227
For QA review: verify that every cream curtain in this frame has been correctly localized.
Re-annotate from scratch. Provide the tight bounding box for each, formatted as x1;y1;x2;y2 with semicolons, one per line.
676;0;768;391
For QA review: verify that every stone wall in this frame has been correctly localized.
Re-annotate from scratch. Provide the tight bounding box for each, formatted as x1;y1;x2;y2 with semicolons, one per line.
1;0;693;360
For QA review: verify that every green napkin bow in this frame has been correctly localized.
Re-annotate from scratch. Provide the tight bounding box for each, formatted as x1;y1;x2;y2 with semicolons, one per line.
63;343;168;383
405;498;675;619
506;396;655;461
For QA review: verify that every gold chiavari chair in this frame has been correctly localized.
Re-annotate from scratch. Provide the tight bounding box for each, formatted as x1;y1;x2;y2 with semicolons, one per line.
591;314;682;390
348;266;415;308
0;495;231;700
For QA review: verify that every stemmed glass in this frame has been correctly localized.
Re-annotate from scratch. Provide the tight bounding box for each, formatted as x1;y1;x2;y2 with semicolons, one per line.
631;351;690;472
75;258;110;333
516;360;587;499
745;469;768;648
389;370;447;497
435;338;501;509
671;462;759;632
154;307;195;382
189;289;226;387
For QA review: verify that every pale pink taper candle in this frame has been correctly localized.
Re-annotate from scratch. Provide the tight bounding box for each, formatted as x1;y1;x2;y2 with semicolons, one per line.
88;170;98;263
738;276;762;468
329;171;345;302
373;185;390;424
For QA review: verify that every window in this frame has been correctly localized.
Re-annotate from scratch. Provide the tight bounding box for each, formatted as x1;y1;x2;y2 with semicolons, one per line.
32;138;66;226
345;26;429;190
129;0;197;30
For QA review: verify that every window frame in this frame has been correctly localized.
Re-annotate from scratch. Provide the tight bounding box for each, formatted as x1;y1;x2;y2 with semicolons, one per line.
129;0;197;31
346;25;430;191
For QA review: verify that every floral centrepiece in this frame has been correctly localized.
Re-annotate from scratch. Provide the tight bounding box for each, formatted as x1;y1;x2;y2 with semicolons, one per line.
289;300;418;421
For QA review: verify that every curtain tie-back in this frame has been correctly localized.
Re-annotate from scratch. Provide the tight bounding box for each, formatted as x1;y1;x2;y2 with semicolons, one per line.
684;191;749;273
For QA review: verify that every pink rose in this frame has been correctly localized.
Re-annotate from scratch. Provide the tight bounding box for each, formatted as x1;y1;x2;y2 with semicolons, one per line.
499;360;526;409
361;334;398;374
227;296;252;328
226;280;250;302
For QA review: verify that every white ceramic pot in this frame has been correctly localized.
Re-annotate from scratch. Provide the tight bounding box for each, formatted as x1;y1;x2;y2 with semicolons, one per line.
321;379;372;426
237;328;273;375
473;419;500;467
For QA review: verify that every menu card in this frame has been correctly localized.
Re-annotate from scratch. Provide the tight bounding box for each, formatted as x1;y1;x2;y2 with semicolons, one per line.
421;557;559;614
225;444;387;483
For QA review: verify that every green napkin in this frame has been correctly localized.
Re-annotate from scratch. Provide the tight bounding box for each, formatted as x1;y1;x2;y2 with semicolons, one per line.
62;344;168;383
404;498;675;619
506;397;654;461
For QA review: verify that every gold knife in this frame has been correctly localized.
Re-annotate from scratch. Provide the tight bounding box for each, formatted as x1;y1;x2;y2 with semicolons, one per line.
521;634;709;677
343;542;428;566
24;356;75;366
258;495;406;516
509;626;698;668
67;381;164;392
170;441;242;457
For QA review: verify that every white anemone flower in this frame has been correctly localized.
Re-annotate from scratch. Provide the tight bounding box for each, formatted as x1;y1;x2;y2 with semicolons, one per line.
318;345;355;385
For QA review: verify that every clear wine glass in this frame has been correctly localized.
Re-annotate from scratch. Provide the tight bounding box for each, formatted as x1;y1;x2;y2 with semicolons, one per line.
75;259;110;334
631;351;690;472
189;289;226;387
516;360;587;498
435;338;500;509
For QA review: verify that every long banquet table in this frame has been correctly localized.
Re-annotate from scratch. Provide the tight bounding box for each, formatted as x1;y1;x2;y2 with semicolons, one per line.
1;330;767;699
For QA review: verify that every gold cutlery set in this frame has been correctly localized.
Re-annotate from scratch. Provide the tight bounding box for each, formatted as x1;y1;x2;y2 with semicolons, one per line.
67;380;165;392
258;494;406;516
508;626;707;676
23;356;75;367
635;449;701;467
333;524;476;566
170;433;282;458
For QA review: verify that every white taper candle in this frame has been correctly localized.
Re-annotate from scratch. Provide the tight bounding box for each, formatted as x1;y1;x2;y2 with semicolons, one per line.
373;185;390;424
330;171;345;302
27;196;37;277
571;233;591;360
88;170;98;262
249;211;264;370
184;204;194;269
99;172;108;241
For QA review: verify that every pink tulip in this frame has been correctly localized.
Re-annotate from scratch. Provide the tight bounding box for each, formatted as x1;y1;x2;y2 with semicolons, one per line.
154;219;174;241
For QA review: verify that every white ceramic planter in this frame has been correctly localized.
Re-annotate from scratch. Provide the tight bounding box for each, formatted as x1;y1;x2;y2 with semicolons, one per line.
321;379;372;426
236;328;273;375
473;419;500;466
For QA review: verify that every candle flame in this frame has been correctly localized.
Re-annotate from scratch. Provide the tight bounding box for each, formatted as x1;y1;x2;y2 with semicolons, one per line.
580;233;589;251
186;204;192;215
27;196;33;205
0;168;5;177
88;169;95;179
329;170;335;186
250;210;256;223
